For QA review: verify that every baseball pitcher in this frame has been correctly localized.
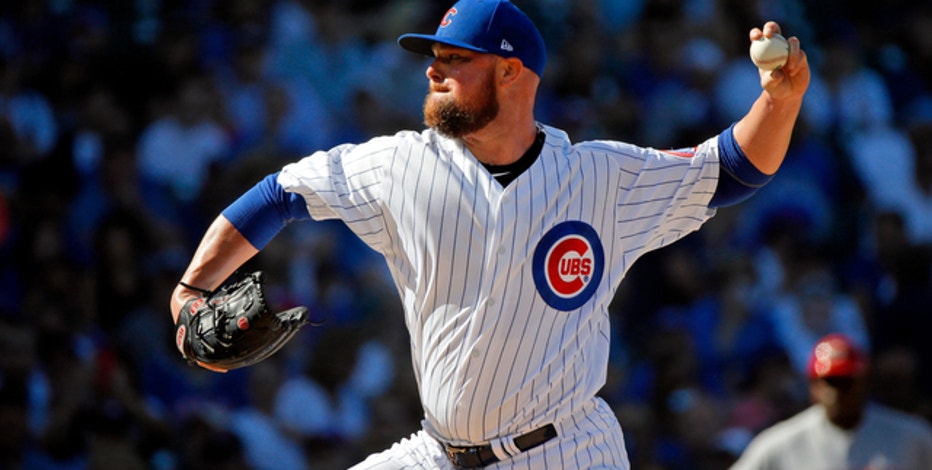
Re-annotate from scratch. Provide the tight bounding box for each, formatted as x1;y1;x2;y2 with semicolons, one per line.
169;0;810;468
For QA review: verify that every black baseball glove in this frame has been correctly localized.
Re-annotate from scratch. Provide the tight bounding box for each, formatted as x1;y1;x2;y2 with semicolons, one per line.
174;271;312;370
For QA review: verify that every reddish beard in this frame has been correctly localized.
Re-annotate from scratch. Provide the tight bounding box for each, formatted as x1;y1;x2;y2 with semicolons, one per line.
423;71;499;138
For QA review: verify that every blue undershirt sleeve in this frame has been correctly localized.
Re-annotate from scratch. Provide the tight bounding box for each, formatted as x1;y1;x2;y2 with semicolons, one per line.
709;123;774;208
221;172;311;249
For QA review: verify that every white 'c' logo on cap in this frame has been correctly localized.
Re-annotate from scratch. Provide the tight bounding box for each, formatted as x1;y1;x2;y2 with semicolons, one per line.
440;7;457;27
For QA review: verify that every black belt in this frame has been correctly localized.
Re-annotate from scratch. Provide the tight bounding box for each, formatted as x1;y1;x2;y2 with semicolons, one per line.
442;423;557;469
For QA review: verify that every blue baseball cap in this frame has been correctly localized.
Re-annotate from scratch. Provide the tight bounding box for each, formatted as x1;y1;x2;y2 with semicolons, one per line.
398;0;547;77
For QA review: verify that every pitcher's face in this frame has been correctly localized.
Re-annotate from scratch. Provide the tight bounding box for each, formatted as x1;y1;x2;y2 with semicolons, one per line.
423;45;500;138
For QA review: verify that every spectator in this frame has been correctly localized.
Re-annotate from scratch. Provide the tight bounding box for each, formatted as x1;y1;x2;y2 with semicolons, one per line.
273;325;395;467
0;58;58;169
765;250;869;375
136;75;231;209
214;38;334;159
227;361;310;470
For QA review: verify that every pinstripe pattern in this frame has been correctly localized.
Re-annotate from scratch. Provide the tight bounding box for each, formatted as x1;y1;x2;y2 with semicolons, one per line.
350;397;629;469
279;124;719;467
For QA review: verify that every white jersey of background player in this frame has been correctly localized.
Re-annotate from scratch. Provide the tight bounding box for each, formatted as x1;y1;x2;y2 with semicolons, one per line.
170;0;811;468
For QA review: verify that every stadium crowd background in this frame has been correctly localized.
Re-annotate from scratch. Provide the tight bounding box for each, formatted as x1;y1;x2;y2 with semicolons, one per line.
0;0;930;469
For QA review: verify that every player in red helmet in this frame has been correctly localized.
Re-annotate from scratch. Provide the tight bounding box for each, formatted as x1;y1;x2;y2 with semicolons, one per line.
731;333;932;469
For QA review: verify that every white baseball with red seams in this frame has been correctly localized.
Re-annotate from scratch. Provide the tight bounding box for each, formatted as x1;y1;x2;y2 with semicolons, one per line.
750;33;789;71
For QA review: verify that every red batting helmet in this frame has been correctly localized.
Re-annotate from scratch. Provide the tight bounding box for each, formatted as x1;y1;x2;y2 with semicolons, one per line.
806;333;868;380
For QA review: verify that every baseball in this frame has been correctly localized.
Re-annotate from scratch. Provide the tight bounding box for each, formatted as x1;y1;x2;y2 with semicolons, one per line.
750;33;789;71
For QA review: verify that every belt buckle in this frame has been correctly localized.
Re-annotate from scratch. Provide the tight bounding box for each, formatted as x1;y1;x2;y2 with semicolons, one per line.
444;444;481;468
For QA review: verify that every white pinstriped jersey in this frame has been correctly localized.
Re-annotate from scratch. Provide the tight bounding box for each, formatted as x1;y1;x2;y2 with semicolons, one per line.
278;124;720;445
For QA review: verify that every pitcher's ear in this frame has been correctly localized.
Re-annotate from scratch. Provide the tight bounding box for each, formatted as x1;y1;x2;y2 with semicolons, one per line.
498;57;524;86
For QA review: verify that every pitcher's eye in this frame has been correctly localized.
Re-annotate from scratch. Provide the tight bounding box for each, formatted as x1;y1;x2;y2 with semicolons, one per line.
439;53;464;63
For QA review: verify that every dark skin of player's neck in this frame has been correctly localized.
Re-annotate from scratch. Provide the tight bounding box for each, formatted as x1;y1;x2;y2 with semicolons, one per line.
426;45;540;166
810;375;870;430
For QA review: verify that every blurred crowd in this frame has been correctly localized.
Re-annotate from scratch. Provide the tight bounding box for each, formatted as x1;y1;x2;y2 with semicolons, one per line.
0;0;930;469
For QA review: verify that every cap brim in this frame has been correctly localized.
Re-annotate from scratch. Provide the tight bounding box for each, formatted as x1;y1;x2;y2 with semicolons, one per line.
398;33;489;57
811;361;867;379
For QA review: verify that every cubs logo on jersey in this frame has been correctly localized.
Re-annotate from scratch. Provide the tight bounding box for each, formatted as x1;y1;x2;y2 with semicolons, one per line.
532;221;605;311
